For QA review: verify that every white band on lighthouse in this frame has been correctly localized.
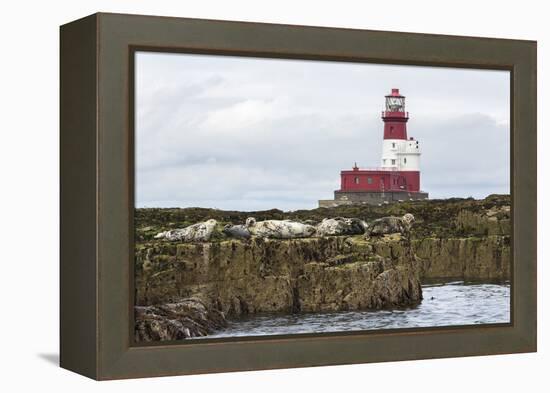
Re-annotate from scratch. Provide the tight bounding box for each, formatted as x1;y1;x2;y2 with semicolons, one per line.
381;138;421;171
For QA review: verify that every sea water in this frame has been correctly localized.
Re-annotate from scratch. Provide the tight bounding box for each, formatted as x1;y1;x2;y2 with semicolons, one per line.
204;282;510;338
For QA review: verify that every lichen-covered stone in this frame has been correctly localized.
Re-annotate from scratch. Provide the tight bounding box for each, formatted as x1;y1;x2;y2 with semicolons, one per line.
135;195;511;341
135;195;511;242
135;236;423;318
296;258;422;312
134;298;227;342
455;207;510;236
413;235;510;281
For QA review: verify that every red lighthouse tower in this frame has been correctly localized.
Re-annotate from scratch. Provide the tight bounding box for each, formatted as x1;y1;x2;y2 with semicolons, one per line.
382;88;408;140
319;89;428;207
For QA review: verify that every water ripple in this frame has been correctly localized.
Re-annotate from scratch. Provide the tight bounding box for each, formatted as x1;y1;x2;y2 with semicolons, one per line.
203;282;510;339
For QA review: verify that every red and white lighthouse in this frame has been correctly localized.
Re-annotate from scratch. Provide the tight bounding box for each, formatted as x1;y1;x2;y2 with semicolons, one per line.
319;88;428;207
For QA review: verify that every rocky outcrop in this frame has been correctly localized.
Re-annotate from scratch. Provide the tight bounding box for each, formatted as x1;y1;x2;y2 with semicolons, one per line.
134;195;511;340
360;233;510;282
135;195;511;242
135;236;423;318
455;206;511;236
296;256;422;311
414;201;511;281
413;235;510;282
135;298;227;342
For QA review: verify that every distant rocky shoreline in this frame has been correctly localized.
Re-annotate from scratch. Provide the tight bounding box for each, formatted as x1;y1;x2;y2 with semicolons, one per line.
134;195;510;342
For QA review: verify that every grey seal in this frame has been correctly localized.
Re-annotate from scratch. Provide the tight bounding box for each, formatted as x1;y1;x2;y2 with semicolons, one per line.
366;213;415;237
222;224;252;239
245;217;316;239
154;219;218;242
315;217;368;237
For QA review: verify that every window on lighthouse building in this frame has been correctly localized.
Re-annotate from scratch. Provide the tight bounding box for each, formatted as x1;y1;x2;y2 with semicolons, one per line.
391;159;396;165
354;177;359;184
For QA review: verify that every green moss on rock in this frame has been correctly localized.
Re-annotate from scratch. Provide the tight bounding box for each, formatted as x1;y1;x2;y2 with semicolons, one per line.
134;195;511;319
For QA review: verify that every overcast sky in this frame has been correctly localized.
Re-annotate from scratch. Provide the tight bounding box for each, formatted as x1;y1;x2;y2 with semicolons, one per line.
135;52;510;211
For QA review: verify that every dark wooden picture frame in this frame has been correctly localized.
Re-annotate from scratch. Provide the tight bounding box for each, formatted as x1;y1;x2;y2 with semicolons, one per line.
60;12;536;380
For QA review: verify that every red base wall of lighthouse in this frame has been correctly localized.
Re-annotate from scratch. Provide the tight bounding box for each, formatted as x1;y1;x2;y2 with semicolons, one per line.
340;170;420;192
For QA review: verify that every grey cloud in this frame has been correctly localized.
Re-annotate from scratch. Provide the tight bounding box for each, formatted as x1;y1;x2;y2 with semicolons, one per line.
135;52;510;210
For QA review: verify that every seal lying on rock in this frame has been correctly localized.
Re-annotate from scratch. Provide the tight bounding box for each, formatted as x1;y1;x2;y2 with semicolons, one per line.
222;224;251;239
245;217;316;239
315;217;368;237
155;219;218;242
366;213;415;237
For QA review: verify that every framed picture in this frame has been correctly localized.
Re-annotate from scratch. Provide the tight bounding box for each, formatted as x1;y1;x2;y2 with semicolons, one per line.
60;13;536;380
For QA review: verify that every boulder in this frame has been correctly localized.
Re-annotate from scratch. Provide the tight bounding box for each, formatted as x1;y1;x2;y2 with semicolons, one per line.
135;236;423;318
134;298;227;342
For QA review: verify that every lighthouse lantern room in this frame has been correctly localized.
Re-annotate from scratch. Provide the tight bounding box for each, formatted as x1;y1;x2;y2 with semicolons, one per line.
318;88;429;207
